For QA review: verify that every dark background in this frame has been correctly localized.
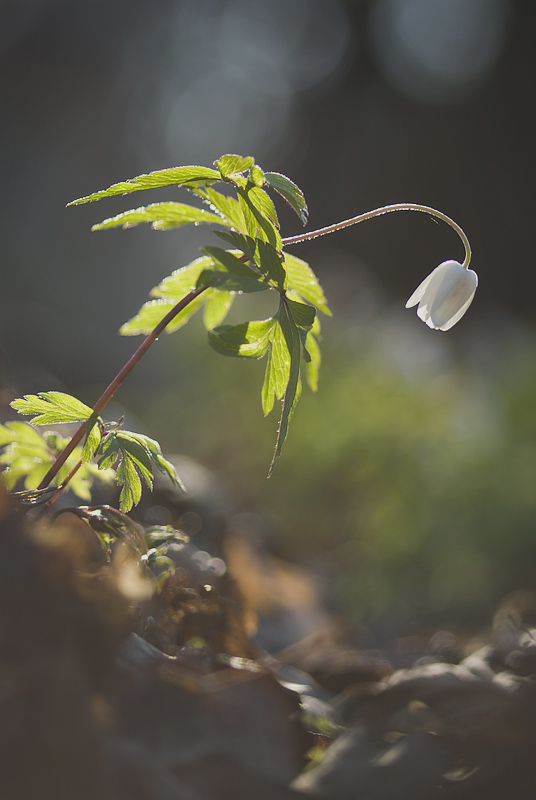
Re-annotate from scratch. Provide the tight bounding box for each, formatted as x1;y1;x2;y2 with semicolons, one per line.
3;0;536;641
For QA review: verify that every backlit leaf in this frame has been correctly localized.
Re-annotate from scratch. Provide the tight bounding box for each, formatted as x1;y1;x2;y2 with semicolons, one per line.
199;246;268;293
237;187;282;250
209;319;275;358
81;413;102;463
203;289;235;329
215;154;255;179
246;186;279;229
97;429;182;511
10;392;94;425
283;253;331;316
254;240;286;291
117;457;142;512
249;164;265;187
0;421;112;500
91;202;226;232
265;172;308;225
215;230;256;260
202;187;247;232
261;312;291;417
151;256;215;299
304;332;321;392
119;292;207;336
68;166;221;205
268;302;302;477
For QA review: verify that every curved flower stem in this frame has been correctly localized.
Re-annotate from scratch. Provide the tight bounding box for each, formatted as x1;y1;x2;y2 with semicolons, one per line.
36;285;209;494
281;203;472;269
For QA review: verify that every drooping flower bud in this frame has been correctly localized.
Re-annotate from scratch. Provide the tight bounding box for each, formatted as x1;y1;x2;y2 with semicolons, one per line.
406;260;478;331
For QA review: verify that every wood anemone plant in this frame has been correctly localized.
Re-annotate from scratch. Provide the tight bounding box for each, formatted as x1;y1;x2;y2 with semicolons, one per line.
0;154;473;523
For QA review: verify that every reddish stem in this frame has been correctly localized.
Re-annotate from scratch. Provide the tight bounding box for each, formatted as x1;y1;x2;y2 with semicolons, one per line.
37;286;208;492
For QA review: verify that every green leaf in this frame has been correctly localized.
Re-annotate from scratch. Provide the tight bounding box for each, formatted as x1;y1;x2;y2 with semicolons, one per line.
10;391;94;425
237;187;282;251
0;421;45;448
215;154;255;179
128;432;184;490
98;432;152;512
249;164;265;187
199;246;269;293
106;432;153;486
117;457;143;512
261;349;277;417
254;240;286;291
81;413;102;463
68;166;221;205
215;230;257;260
203;289;235;329
304;332;321;392
151;256;215;299
119;292;207;336
209;318;275;358
268;302;302;477
265;172;308;225
91;202;226;232
97;430;183;511
246;186;279;229
120;254;231;335
283;253;331;316
0;421;113;500
261;312;291;416
286;297;316;336
201;187;247;233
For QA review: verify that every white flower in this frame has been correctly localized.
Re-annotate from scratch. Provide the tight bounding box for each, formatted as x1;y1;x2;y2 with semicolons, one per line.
405;260;478;331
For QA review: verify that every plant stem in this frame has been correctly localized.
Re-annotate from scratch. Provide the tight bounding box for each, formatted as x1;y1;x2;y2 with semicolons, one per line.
36;460;83;518
37;285;208;493
281;203;472;269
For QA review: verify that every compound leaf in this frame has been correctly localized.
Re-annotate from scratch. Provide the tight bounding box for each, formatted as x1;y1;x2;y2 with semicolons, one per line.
97;430;182;511
10;392;93;425
138;435;183;489
0;421;112;499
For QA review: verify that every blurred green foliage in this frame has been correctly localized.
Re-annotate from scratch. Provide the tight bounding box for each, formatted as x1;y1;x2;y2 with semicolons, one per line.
131;307;536;636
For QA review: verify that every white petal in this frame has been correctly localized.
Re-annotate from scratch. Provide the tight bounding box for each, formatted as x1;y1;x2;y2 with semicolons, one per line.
405;262;451;309
437;280;478;330
428;266;478;329
414;262;457;324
